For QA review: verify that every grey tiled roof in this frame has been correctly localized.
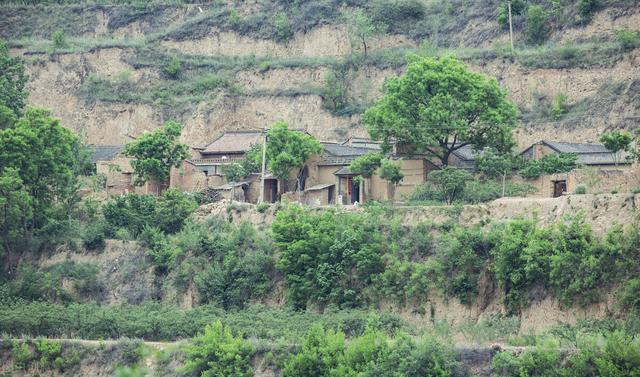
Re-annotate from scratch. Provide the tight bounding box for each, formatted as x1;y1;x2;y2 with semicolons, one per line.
201;130;264;155
543;140;611;154
450;144;478;161
90;145;123;163
320;142;373;165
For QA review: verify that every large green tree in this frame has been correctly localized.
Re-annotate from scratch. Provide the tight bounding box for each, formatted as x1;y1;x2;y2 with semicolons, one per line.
600;130;632;166
364;55;517;167
263;121;322;194
124;121;189;187
0;108;85;263
0;41;28;117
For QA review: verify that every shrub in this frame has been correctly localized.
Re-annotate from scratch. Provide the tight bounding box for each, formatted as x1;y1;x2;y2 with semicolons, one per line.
619;278;640;312
369;0;426;31
35;339;62;369
578;0;600;23
574;185;587;194
550;93;568;120
12;341;33;370
428;167;473;204
616;29;640;50
51;30;67;49
161;57;182;79
183;321;255;377
256;202;269;213
461;180;535;203
273;12;292;41
525;5;549;45
82;219;108;250
116;338;145;366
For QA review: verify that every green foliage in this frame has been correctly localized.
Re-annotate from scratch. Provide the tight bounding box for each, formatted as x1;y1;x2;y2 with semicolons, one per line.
273;205;385;309
428;167;472;205
283;324;461;377
273;12;292;41
379;158;404;185
117;338;145;366
0;41;28;117
161;56;182;79
364;56;516;167
550;92;568;120
82;218;108;250
103;189;197;237
223;162;247;183
51;30;68;49
574;185;587;194
620;278;640;313
35;339;62;369
475;149;519;179
321;66;350;113
496;0;526;30
124;121;189;186
256;202;269;213
12;340;33;370
264;121;323;180
578;0;600;23
616;29;640;50
0;108;86;252
525;5;549;45
184;321;255;377
519;152;578;179
492;216;638;313
345;9;381;57
349;153;382;178
368;0;426;32
493;330;640;377
600;130;632;165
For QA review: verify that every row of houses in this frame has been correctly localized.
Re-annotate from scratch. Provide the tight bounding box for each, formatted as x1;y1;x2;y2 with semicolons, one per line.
91;130;638;204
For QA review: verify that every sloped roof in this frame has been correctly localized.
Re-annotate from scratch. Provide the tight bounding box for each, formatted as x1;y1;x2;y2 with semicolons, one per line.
342;136;382;150
523;140;631;165
90;145;123;163
334;166;355;176
450;144;479;161
320;142;373;166
306;183;335;191
201;130;264;155
542;140;611;154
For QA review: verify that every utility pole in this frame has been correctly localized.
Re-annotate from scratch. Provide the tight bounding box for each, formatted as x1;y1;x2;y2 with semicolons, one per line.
508;1;515;54
258;127;267;204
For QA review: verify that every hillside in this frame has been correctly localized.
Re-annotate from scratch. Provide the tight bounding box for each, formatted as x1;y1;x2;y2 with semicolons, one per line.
2;1;640;376
1;0;639;147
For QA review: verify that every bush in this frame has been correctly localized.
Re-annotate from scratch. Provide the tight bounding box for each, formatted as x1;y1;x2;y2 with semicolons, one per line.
525;5;549;45
574;185;587;194
428;167;473;205
161;57;182;79
616;29;640;50
183;321;255;377
116;338;145;366
369;0;426;31
461;180;535;203
283;324;462;377
619;278;640;312
550;93;568;120
12;341;33;370
578;0;600;23
82;219;108;250
256;202;269;213
51;30;67;49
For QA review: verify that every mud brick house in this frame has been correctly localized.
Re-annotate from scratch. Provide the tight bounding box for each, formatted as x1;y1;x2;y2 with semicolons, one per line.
521;140;636;197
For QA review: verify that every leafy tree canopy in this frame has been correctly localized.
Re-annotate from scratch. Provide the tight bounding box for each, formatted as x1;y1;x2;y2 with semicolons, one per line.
428;167;472;205
600;130;632;165
124;121;189;186
349;152;383;178
519;153;578;179
379;158;404;185
475;148;523;179
0;41;28;117
265;121;322;180
364;56;517;168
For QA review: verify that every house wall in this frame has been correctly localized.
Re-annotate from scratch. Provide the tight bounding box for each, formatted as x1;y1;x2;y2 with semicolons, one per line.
96;156;135;196
517;164;639;197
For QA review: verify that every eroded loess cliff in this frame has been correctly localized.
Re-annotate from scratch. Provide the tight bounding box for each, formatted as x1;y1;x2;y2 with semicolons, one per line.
1;0;638;147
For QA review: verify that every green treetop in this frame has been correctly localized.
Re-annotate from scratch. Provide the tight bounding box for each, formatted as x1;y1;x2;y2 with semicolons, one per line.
349;152;383;178
600;130;632;165
264;121;323;181
124;121;189;187
0;41;28;117
363;55;517;168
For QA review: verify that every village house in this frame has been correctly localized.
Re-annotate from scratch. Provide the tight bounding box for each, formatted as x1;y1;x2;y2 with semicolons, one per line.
520;140;637;197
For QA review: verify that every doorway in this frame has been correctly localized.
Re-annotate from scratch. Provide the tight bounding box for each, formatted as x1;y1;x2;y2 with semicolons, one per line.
553;180;566;198
347;177;360;204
